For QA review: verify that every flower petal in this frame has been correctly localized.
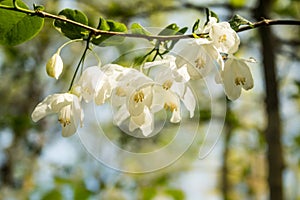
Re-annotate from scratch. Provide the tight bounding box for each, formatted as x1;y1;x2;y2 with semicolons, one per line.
182;87;196;118
31;93;74;122
113;104;130;126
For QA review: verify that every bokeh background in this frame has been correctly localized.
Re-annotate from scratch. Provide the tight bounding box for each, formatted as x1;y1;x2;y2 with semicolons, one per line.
0;0;300;199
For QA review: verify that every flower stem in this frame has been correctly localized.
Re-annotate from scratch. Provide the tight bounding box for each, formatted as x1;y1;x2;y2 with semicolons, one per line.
68;36;91;91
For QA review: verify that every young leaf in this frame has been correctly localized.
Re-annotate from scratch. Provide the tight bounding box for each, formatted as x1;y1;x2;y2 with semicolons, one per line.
192;19;200;33
97;17;110;31
54;9;89;39
229;14;253;31
205;8;219;25
107;20;127;32
131;23;150;35
0;0;44;46
92;18;127;46
210;10;219;22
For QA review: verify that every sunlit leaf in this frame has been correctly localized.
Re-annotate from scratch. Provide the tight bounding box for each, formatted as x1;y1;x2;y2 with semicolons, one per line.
0;0;44;46
92;18;127;46
192;19;200;33
131;23;150;35
229;14;253;31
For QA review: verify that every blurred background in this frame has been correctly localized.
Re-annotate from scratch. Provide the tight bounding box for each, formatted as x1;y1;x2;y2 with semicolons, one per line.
0;0;300;199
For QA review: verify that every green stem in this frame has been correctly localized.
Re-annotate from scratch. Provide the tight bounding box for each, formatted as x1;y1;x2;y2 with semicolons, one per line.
68;38;91;91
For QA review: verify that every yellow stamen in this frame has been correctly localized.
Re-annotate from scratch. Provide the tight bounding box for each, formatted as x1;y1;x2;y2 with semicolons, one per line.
235;77;246;85
133;91;144;103
164;102;177;112
58;118;71;127
162;80;173;90
195;57;205;69
116;87;126;96
218;34;227;43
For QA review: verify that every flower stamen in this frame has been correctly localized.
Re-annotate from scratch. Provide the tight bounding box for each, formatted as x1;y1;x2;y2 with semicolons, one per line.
195;57;205;69
164;102;178;112
218;34;227;43
58;118;71;127
235;77;246;85
133;91;144;103
116;87;126;97
162;80;173;90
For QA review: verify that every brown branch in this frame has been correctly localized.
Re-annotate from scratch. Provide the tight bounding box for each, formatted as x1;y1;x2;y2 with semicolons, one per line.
237;19;300;32
0;4;300;42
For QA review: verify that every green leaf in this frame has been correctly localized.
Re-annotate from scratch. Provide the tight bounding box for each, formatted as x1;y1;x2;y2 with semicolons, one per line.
229;14;253;31
205;8;219;25
158;23;179;36
131;23;150;35
54;8;89;40
209;10;219;22
92;18;127;46
192;19;200;33
97;17;110;31
33;4;45;11
107;20;127;32
0;0;44;46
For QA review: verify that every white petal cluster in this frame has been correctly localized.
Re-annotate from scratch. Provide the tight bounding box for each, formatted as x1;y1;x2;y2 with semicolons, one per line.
178;17;254;100
32;57;196;137
111;56;196;136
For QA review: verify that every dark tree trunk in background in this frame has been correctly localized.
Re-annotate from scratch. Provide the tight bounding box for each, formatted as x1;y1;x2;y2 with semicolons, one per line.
255;0;284;199
221;125;232;200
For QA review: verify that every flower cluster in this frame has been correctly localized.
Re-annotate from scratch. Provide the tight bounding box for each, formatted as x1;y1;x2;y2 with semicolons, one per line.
31;17;254;137
177;17;254;100
32;56;196;137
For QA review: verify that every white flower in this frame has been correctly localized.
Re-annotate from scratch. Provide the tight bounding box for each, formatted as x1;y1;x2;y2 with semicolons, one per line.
219;56;254;100
152;85;181;123
31;93;83;137
111;68;155;136
209;21;240;54
145;55;196;118
127;86;154;135
177;38;224;79
46;53;63;79
76;66;112;105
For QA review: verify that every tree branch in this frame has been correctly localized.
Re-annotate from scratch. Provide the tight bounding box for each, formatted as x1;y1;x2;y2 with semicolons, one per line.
0;4;300;41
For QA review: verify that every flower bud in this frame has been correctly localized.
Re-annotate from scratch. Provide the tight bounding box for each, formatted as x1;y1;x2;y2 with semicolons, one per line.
46;53;63;79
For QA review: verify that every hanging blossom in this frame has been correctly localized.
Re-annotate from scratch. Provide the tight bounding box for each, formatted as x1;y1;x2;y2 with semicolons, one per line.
204;17;240;54
75;65;112;105
177;38;223;80
216;56;254;100
177;17;241;80
31;92;83;137
144;55;196;121
111;68;156;136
